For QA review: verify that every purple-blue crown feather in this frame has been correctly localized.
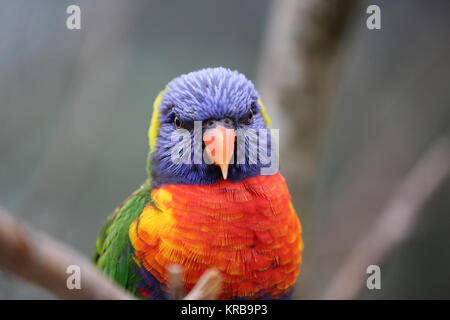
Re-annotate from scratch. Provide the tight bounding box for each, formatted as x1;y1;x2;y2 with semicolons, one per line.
150;67;274;186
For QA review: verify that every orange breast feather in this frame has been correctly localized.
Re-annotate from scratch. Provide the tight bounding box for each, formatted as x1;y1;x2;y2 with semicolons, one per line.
129;173;303;299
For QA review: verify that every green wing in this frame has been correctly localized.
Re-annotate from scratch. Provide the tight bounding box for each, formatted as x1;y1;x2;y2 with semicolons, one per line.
92;183;152;296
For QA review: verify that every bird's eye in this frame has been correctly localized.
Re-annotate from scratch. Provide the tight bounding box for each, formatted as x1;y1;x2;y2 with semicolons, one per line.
174;116;182;129
245;110;254;125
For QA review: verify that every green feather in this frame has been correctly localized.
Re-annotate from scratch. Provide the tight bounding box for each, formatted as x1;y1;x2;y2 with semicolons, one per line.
93;90;160;296
92;183;152;296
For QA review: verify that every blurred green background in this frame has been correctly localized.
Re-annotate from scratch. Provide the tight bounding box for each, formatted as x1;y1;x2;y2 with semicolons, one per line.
1;0;449;299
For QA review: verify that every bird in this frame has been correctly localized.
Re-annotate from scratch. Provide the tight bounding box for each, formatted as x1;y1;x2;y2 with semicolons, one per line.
93;67;303;299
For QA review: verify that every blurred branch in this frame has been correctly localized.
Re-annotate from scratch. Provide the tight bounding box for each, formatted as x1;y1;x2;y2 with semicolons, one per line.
0;208;222;300
0;209;133;299
256;0;358;298
257;0;358;215
0;208;133;299
322;135;450;299
167;264;222;300
168;264;185;300
184;268;222;300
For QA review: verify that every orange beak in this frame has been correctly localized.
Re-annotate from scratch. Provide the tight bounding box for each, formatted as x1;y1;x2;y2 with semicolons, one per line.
203;125;236;180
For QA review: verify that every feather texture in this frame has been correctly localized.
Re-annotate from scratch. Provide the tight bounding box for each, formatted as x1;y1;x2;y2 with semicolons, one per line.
93;184;152;296
93;67;303;299
129;173;303;299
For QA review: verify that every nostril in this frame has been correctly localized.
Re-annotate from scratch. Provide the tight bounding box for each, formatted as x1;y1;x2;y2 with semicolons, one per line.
205;118;234;129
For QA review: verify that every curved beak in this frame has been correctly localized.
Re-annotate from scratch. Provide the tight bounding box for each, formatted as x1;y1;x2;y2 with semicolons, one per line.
203;125;236;180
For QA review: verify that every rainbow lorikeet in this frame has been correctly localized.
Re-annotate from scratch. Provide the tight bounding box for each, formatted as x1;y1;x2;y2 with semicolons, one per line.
93;67;303;299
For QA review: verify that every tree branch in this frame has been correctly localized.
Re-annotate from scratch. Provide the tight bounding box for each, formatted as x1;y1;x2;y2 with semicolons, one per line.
0;208;222;300
0;208;133;299
256;0;358;216
321;135;450;299
256;0;358;299
184;268;222;300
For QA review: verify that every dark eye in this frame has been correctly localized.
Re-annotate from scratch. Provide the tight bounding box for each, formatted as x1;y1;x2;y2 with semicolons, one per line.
174;116;182;129
245;110;254;125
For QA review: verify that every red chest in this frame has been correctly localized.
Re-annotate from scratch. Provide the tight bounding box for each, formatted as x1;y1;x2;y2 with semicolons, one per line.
130;173;303;299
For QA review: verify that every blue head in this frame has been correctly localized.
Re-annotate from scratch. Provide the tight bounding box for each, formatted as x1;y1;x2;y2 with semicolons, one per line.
149;67;275;186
